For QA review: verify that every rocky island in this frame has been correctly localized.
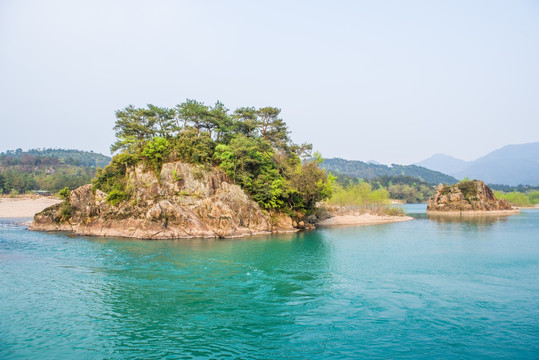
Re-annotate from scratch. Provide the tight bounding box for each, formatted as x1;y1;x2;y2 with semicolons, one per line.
29;100;336;239
30;162;296;238
29;100;411;239
426;180;519;215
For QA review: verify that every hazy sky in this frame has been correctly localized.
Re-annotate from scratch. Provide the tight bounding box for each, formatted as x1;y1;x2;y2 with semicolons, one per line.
1;0;538;164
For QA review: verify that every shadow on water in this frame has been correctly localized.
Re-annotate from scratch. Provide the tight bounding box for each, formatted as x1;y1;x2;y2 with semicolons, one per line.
426;213;512;233
87;231;334;358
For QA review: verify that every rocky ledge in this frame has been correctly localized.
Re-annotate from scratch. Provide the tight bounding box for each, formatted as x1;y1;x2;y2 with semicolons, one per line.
426;180;519;215
29;162;296;239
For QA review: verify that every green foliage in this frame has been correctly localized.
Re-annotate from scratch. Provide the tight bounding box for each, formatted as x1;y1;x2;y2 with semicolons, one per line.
106;189;129;206
57;202;73;223
58;187;70;201
102;99;335;215
56;186;73;223
457;181;478;200
325;181;404;215
388;184;427;203
327;182;390;207
0;148;110;168
111;105;160;153
172;169;182;182
494;191;532;207
369;175;434;203
142;137;171;176
0;169;36;194
488;183;539;193
171;128;215;164
528;191;539;204
0;149;110;194
290;161;335;213
92;153;136;199
320;158;458;185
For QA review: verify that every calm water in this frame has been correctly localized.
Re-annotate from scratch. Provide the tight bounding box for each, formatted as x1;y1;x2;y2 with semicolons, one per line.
1;205;538;359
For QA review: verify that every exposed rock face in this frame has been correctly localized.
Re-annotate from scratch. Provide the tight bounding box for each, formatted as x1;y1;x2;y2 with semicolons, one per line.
426;180;516;213
30;162;296;239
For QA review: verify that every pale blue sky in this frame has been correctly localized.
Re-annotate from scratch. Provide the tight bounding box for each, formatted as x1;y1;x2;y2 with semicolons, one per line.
1;0;538;164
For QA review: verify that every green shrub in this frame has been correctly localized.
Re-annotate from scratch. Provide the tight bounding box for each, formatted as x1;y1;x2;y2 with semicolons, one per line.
528;191;539;204
106;189;129;206
58;187;70;201
458;181;478;200
494;191;531;206
171;129;215;165
59;202;72;221
142;137;171;177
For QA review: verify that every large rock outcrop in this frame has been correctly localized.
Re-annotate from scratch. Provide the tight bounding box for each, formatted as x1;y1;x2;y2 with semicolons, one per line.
426;180;518;214
30;162;296;239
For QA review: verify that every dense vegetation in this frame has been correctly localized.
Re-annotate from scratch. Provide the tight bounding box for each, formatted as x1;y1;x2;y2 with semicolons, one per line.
371;175;434;203
332;173;435;203
488;183;539;193
493;190;539;207
325;182;404;215
320;158;458;185
0;149;111;194
93;100;333;215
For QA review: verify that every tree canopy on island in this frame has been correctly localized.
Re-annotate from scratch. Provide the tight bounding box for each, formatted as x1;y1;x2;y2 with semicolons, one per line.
93;100;334;215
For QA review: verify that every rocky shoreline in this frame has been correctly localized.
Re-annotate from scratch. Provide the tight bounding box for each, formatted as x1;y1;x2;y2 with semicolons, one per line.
28;161;414;239
30;162;300;239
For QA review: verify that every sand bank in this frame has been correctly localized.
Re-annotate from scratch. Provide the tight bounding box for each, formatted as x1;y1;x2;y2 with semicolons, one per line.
0;197;61;218
317;213;413;227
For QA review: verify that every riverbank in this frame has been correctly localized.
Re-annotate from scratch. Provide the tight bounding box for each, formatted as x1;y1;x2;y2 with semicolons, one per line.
0;196;62;218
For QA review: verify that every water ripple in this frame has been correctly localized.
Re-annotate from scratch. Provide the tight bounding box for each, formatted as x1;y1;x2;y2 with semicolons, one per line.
1;213;539;359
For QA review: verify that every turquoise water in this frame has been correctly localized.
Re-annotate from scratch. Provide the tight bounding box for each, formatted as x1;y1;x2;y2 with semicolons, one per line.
1;206;538;359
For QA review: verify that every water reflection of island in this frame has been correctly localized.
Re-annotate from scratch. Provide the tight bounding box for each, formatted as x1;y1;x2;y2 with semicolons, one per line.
427;213;510;226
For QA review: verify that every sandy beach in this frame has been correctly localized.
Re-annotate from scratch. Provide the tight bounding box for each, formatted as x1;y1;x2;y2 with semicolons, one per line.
0;197;61;218
317;213;413;226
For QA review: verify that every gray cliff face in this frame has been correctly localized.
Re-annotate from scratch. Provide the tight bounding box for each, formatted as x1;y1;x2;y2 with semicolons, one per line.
30;162;295;239
426;180;514;213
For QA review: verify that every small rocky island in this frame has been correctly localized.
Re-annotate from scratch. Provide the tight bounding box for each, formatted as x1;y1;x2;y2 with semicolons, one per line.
426;180;519;215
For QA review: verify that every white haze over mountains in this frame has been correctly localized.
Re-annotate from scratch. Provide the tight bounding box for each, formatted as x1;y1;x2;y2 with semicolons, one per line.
0;1;538;165
416;142;539;186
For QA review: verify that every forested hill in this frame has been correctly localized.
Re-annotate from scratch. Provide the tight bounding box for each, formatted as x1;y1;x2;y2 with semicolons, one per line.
320;158;458;185
0;149;111;194
0;148;111;168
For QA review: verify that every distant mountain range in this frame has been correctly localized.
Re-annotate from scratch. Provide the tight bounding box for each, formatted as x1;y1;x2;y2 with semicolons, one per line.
320;158;458;185
416;142;539;186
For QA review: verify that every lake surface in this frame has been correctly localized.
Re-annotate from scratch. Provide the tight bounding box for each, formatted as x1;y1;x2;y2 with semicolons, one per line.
1;205;538;359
